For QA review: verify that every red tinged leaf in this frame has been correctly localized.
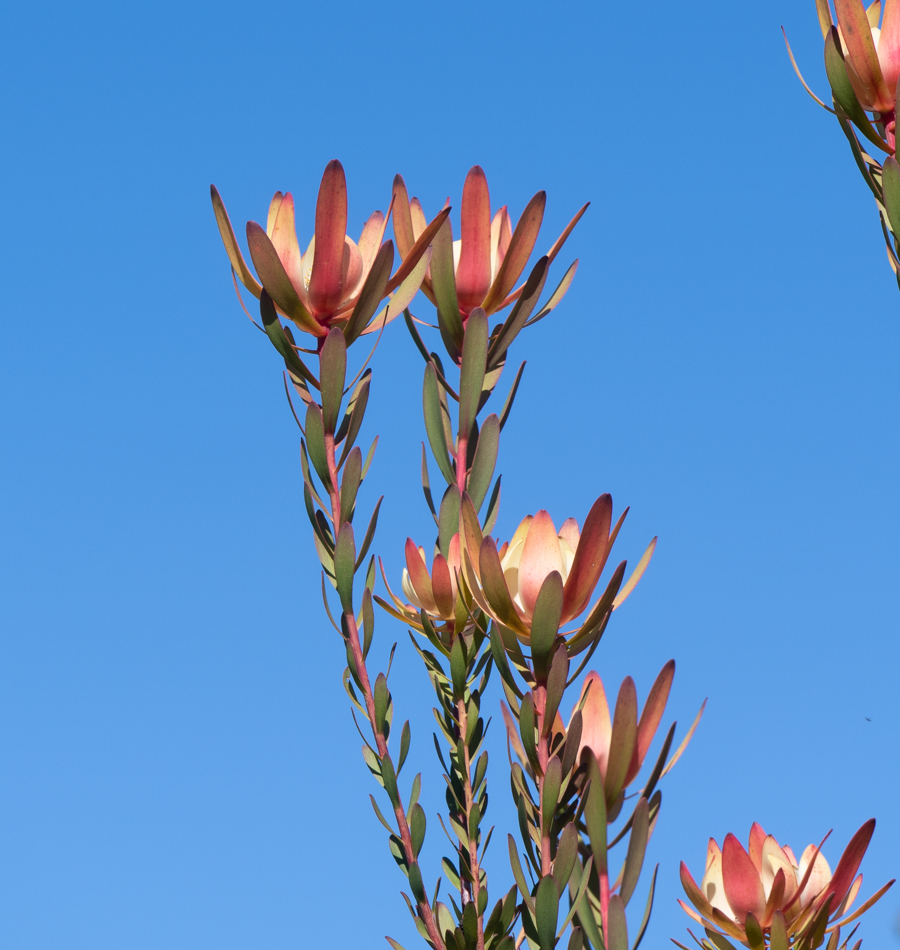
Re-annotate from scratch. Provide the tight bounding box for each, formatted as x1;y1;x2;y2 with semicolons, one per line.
562;494;612;622
834;0;893;110
478;537;530;636
404;538;437;614
309;160;348;315
270;192;309;307
604;676;638;803
491;206;512;278
357;210;388;280
882;0;900;93
680;861;715;917
722;833;766;921
246;222;324;337
456;166;492;314
749;823;766;871
518;510;563;617
431;553;454;618
821;820;875;911
210;185;263;297
266;191;284;236
624;659;674;785
577;672;612;777
392;175;415;259
482;190;546;313
385;208;451;296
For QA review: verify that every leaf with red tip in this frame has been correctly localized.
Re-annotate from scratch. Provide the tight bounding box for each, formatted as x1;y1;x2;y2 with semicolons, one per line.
246;222;324;336
749;823;766;871
547;203;589;264
577;672;612;776
404;538;437;614
211;186;262;297
661;698;706;777
267;191;284;236
431;553;454;618
491;206;512;277
829;878;895;930
357;209;388;278
309;159;348;315
605;677;638;804
722;833;766;921
613;537;657;609
519;511;564;617
364;247;432;336
680;862;715;918
562;494;612;622
835;0;893;110
479;537;529;636
456;166;492;314
822;820;875;911
624;659;674;785
391;175;415;258
482;191;546;313
271;193;309;306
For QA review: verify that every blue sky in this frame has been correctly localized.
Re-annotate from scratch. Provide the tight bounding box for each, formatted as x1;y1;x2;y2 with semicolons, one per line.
0;0;898;947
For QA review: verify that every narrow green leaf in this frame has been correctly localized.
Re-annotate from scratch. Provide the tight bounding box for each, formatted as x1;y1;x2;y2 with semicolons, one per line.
458;308;489;442
259;291;320;388
542;644;569;739
467;413;499;511
463;901;478;948
340;446;362;526
560;710;582;780
769;911;788;950
438;484;462;558
381;752;400;808
450;634;467;700
487;257;549;369
508;836;536;915
355;496;383;570
530;572;564;681
336;371;371;468
334;523;356;613
541;756;562;832
420;443;439;523
567;929;584;950
431;219;465;349
374;673;390;735
304;402;331;487
631;863;657;950
319;327;347;433
606;895;627;950
558;855;593;939
398;720;411;773
424;363;456;485
553;822;578;891
620;797;649;907
584;753;608;874
519;692;542;775
344;240;394;345
568;858;603;950
407;860;426;904
370;793;395;833
498;361;526;431
483;475;502;535
410;802;427;857
361;586;375;657
535;876;560;950
882;156;900;235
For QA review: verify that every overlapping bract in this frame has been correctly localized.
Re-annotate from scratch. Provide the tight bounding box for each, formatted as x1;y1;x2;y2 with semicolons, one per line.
463;494;657;645
211;160;446;344
678;820;894;949
392;165;586;333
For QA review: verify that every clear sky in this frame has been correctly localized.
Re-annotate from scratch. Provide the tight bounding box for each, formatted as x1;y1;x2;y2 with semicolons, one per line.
0;0;898;948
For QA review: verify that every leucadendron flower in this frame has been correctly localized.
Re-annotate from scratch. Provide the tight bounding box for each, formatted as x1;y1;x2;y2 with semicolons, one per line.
211;160;448;344
463;493;656;646
678;820;894;948
834;0;900;121
392;165;587;325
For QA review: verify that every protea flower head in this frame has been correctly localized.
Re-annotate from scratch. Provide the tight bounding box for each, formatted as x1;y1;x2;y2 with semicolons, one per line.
678;820;894;948
391;165;588;325
834;0;900;121
463;493;656;647
211;160;448;345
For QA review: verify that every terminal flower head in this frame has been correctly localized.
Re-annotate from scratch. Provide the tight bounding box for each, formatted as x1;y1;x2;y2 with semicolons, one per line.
211;160;447;343
834;0;900;115
679;820;894;946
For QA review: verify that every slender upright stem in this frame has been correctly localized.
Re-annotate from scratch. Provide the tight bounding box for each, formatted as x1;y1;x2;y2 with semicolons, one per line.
323;424;445;950
456;697;485;950
532;685;553;878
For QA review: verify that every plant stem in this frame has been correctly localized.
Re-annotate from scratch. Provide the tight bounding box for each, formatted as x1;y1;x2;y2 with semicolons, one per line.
533;685;552;877
456;697;485;950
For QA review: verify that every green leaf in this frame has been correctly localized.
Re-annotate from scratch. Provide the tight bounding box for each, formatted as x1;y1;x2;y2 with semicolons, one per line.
374;672;390;736
560;710;582;780
336;371;371;467
498;361;526;431
210;185;262;296
542;644;569;739
463;901;478;948
744;914;764;950
420;443;439;524
584;753;608;874
334;523;356;613
541;756;562;832
458;308;489;442
604;678;638;806
508;835;536;915
304;402;331;488
535;876;560;950
410;802;427;857
606;895;627;950
431;219;465;350
344;240;394;345
438;484;462;559
259;291;320;388
339;446;362;526
566;929;583;950
355;496;383;570
319;327;347;433
424;363;456;485
769;911;788;950
361;586;375;657
519;692;542;775
450;634;467;700
883;156;900;236
488;257;549;369
385;938;410;950
530;572;564;681
467;413;499;511
489;623;523;699
398;720;411;774
408;860;427;904
381;752;400;808
620;797;649;907
483;475;502;535
553;822;578;892
557;855;593;939
631;863;657;950
568;858;603;950
369;793;395;833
